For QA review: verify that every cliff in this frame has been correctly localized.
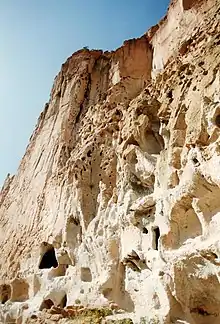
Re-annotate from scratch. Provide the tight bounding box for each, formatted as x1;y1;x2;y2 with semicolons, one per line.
0;0;220;323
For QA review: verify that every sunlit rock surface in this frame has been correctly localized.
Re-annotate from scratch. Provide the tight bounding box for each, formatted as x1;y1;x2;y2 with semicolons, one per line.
0;0;220;323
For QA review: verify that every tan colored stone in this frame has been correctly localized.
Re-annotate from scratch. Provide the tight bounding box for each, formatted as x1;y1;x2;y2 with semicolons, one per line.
0;0;219;323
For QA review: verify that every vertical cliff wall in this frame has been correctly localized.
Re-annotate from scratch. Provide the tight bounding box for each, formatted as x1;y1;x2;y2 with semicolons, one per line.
0;0;220;323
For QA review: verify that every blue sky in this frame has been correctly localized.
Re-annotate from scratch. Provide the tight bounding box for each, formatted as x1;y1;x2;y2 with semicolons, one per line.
0;0;169;186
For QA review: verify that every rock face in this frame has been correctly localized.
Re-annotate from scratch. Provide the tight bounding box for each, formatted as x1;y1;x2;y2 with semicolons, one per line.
0;0;219;323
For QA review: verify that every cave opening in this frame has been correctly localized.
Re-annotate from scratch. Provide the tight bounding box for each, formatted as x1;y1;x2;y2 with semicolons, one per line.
153;227;160;250
0;284;11;304
39;246;58;269
39;299;54;311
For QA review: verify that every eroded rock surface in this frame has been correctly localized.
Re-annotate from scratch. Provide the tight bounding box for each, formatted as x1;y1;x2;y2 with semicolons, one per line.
0;0;220;323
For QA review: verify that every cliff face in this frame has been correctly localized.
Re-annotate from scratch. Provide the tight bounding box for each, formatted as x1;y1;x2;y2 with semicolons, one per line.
0;0;220;323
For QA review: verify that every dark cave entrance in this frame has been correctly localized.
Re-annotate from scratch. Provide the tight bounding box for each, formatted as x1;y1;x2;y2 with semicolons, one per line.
0;284;11;304
39;299;54;311
153;227;160;250
39;246;58;269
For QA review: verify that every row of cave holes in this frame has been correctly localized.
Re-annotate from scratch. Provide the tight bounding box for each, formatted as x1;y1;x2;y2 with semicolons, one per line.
1;248;91;306
1;235;161;305
2;229;161;304
38;268;91;311
39;237;162;278
2;236;161;305
77;150;115;186
38;252;92;311
0;285;67;311
143;226;160;251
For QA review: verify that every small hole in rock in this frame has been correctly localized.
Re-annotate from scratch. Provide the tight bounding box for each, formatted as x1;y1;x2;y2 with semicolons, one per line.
143;228;148;234
0;284;11;304
39;299;54;311
69;215;80;226
167;90;173;100
191;307;210;316
153;227;160;250
198;61;205;67
192;157;199;165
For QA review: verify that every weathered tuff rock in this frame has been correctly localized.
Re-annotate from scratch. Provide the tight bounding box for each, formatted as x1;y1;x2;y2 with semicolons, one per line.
0;0;220;323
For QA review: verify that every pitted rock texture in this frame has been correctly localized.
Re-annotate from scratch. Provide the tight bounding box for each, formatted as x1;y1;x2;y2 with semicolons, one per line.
0;0;220;323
